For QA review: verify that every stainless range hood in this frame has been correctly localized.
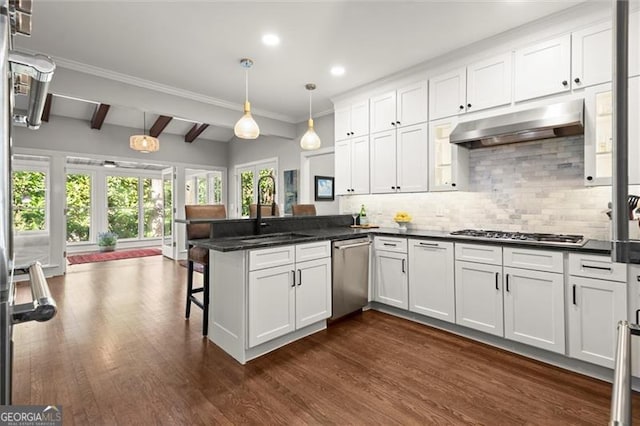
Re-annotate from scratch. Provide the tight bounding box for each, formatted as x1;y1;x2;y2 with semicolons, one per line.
449;98;584;148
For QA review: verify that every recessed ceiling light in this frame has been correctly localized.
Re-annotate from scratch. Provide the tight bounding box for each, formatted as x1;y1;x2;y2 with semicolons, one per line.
262;34;280;46
330;65;345;76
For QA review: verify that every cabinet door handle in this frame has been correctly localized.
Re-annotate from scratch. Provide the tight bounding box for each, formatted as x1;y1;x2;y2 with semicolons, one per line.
572;284;577;305
383;243;397;247
291;270;296;287
391;186;396;190
495;272;499;290
396;121;400;125
636;309;640;325
562;80;568;86
391;122;396;126
401;258;406;273
586;176;593;181
574;77;581;84
581;263;612;272
297;269;302;286
506;274;510;292
459;105;464;110
419;242;439;247
467;103;472;108
396;186;401;190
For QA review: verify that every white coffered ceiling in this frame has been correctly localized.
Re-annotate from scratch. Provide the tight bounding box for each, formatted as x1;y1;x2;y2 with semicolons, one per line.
16;1;588;135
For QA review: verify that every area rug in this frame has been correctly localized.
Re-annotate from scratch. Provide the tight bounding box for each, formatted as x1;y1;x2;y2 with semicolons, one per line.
178;260;204;273
67;248;162;265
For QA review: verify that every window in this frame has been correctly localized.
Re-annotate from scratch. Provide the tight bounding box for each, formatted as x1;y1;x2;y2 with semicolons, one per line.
66;173;92;242
107;176;139;239
143;178;163;238
185;169;224;205
12;169;47;232
237;161;276;217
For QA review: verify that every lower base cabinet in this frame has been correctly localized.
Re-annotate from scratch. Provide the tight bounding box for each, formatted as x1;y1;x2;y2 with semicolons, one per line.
408;239;455;323
503;267;565;354
455;260;504;337
374;237;409;309
568;275;627;368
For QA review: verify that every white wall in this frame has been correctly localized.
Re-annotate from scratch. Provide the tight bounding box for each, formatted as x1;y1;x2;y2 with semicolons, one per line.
227;113;334;216
308;152;339;215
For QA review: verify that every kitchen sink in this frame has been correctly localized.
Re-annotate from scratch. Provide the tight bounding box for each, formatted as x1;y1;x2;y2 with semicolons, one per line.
237;232;313;244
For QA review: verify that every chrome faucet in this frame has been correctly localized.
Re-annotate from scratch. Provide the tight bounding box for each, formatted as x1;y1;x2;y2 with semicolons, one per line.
255;174;276;235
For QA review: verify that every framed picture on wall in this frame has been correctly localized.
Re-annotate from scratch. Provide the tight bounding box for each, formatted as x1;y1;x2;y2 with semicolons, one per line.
314;176;334;201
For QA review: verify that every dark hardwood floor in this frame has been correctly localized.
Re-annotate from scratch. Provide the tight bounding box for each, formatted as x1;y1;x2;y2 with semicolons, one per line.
12;255;640;425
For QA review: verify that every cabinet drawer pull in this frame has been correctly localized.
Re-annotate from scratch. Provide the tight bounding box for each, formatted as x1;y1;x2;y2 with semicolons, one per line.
506;274;510;292
581;263;612;272
636;309;640;325
495;272;499;290
297;269;302;286
383;243;397;247
291;270;296;287
572;284;577;305
418;242;439;247
401;258;406;273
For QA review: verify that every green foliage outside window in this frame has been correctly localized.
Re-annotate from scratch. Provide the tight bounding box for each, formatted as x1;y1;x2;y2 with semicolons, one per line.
66;173;91;242
107;176;139;239
143;178;163;238
12;170;46;231
240;168;274;217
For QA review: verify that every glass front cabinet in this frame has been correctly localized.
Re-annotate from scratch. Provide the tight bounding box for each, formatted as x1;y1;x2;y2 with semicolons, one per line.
429;117;469;191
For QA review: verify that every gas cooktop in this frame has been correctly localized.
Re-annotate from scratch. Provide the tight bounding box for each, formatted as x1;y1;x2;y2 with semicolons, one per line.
450;229;585;246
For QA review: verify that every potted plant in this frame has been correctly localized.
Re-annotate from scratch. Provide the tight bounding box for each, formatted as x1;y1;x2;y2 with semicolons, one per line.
97;231;118;252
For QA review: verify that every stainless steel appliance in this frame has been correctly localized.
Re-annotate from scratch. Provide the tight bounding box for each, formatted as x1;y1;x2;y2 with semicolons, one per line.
331;237;370;320
0;0;57;405
450;229;585;246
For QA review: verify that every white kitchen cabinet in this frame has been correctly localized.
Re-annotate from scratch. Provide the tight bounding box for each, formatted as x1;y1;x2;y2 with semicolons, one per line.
248;242;331;348
429;68;466;120
295;257;332;329
334;101;369;142
455;260;504;337
514;34;571;102
374;239;408;309
568;275;627;368
248;264;296;347
370;123;428;194
370;82;428;134
628;265;640;378
503;266;565;354
466;53;512;112
572;21;612;89
334;136;370;195
428;117;469;191
408;239;455;323
584;77;640;185
631;10;640;77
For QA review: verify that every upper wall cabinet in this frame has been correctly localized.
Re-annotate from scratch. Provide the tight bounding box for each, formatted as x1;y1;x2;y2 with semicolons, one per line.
514;34;571;102
631;10;640;77
430;53;512;121
466;53;513;113
429;67;466;120
335;136;370;195
334;101;369;142
370;81;428;134
428;117;469;192
572;22;612;89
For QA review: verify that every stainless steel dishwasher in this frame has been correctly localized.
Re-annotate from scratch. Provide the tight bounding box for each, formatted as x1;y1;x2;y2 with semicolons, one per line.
331;237;371;320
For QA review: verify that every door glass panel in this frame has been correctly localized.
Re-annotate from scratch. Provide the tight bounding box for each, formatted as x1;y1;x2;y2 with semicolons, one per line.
258;167;275;204
12;170;47;231
240;169;254;217
107;176;139;239
595;91;613;178
197;176;207;204
66;173;91;242
163;174;173;244
143;178;163;238
210;171;223;204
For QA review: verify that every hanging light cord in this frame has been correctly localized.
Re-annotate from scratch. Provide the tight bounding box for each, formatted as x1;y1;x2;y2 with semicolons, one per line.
309;90;312;119
245;68;249;103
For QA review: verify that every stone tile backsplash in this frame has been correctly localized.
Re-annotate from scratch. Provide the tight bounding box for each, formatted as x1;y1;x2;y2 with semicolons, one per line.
340;136;626;240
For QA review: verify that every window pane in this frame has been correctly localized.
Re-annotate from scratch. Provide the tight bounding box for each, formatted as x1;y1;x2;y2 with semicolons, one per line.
197;177;207;204
163;175;172;241
12;170;46;231
66;173;91;242
258;168;275;205
210;172;222;204
240;170;254;217
143;178;162;238
107;176;139;239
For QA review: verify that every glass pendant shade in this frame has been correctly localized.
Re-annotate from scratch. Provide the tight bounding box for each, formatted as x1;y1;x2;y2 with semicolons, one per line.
235;58;260;140
129;134;159;153
300;83;321;150
234;101;260;139
300;118;321;150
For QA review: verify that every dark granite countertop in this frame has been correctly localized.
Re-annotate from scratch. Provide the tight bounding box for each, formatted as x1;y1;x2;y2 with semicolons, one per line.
191;226;612;255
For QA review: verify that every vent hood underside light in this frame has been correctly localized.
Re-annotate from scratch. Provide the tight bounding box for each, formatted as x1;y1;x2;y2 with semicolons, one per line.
449;99;584;149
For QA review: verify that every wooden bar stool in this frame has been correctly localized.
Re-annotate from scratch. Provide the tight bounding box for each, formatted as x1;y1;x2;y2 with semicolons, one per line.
185;204;226;336
291;204;317;216
249;203;279;217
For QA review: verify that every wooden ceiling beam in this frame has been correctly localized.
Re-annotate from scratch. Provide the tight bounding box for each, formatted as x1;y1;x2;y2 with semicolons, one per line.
184;123;209;143
149;115;173;138
41;93;52;122
90;103;111;130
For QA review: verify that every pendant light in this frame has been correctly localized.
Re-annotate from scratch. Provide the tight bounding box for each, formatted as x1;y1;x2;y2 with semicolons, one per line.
300;83;321;150
234;58;260;139
129;111;159;153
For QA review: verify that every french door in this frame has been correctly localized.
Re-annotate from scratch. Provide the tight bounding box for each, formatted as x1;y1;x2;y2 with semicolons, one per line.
236;160;276;217
161;167;175;258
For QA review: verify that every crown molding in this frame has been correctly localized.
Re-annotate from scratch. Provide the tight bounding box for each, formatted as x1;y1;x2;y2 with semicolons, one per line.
29;51;298;124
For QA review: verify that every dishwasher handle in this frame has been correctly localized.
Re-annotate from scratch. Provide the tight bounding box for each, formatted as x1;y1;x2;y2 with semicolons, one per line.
335;241;372;250
12;262;57;325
